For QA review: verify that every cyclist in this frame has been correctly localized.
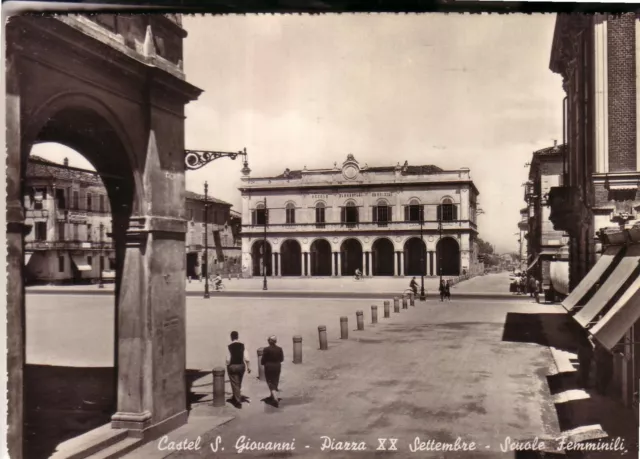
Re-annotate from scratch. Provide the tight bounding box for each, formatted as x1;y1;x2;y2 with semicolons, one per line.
409;277;418;295
354;268;363;280
214;273;223;291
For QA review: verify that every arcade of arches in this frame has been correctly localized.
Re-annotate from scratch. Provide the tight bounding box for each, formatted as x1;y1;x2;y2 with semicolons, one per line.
245;236;462;278
7;15;202;459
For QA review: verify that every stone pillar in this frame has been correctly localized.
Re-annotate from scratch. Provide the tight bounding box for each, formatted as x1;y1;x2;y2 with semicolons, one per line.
393;252;399;276
337;251;342;276
362;251;366;276
399;251;405;277
301;251;305;277
273;252;279;277
331;252;336;277
304;253;309;277
6;47;24;459
432;251;438;278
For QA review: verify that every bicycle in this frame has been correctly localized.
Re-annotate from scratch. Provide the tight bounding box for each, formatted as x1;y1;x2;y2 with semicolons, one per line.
213;282;226;291
403;288;422;298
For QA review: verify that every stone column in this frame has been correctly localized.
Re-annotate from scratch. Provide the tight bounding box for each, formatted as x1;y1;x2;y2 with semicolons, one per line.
272;252;278;277
393;252;399;276
6;47;25;459
362;251;366;275
300;251;305;277
337;251;342;276
304;253;309;277
331;252;336;277
399;251;405;277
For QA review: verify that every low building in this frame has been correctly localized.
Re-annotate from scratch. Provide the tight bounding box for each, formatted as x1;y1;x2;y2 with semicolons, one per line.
239;154;481;278
523;143;568;300
184;191;241;279
24;156;240;284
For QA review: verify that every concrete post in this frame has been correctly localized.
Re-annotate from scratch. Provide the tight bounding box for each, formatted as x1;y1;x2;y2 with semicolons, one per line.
318;325;328;350
356;310;364;330
384;301;390;318
293;335;303;364
371;305;378;324
410;293;415;306
402;296;408;309
340;316;348;339
212;367;226;407
257;348;265;381
394;297;400;312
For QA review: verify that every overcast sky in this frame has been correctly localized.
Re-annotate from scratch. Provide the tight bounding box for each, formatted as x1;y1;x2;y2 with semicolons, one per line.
33;13;565;253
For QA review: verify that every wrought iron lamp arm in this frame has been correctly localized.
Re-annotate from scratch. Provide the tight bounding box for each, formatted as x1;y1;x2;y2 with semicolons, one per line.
185;148;249;171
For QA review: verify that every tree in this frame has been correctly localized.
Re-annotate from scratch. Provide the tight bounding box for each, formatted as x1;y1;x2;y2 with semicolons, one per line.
477;237;499;267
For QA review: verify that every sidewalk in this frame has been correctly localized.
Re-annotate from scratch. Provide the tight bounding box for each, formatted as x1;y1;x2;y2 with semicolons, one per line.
26;273;516;299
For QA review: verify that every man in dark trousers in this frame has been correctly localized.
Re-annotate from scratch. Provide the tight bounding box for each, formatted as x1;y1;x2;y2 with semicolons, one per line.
261;335;284;407
226;331;251;408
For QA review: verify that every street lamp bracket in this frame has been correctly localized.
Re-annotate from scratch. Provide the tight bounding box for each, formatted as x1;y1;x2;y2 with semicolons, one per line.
185;148;249;171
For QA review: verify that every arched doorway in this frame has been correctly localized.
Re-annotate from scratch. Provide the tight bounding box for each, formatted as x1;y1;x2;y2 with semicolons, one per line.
340;238;362;276
437;237;460;276
22;106;137;458
280;239;302;276
8;15;202;458
371;238;394;276
404;237;426;276
310;239;332;276
252;240;273;276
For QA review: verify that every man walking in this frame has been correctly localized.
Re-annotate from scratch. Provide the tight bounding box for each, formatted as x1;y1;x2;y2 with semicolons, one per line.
226;331;251;408
261;335;284;407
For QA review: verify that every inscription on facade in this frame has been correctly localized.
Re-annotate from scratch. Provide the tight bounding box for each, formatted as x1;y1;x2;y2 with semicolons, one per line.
338;193;365;198
372;192;392;197
311;194;329;199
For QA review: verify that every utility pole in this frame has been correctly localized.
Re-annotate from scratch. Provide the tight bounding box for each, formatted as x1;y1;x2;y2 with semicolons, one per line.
263;197;268;291
204;181;210;299
419;205;426;301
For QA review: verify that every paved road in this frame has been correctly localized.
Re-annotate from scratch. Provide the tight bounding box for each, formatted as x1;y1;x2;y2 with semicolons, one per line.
136;296;560;458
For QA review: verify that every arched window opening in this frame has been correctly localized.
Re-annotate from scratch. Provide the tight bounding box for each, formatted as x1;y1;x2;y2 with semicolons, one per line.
437;198;457;222
405;198;424;222
373;199;392;226
315;202;326;228
285;203;296;224
251;202;268;226
341;201;359;227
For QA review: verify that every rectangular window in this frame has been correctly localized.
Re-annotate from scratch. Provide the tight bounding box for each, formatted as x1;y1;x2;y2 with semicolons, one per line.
341;205;358;227
286;207;296;224
87;255;92;267
58;255;65;273
437;204;457;222
86;193;92;211
87;224;92;241
35;222;47;241
57;222;65;241
99;195;105;213
73;190;79;210
374;206;390;225
56;189;66;209
315;206;326;228
406;205;424;222
73;223;79;241
254;208;267;225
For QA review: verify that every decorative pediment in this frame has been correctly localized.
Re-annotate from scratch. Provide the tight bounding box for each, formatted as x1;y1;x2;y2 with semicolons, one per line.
341;154;360;180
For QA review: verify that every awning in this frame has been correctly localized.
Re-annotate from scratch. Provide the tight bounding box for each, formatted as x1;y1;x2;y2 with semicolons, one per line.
589;275;640;350
24;253;32;266
71;255;92;272
550;261;569;296
561;245;623;312
526;254;541;271
574;244;640;329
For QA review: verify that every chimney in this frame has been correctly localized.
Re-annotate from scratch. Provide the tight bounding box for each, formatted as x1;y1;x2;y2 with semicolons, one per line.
63;158;69;167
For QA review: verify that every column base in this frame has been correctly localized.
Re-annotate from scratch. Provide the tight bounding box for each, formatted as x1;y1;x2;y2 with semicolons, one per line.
112;410;188;440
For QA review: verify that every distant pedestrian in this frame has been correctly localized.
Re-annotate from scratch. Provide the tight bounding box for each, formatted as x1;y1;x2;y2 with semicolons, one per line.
439;280;446;302
261;335;284;407
444;281;451;301
534;279;541;303
529;276;536;298
226;331;251;408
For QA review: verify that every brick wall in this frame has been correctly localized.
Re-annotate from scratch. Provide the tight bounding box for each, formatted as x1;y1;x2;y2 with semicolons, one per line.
608;13;637;172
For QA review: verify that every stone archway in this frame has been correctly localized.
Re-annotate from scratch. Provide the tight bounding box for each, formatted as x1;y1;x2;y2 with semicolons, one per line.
340;238;362;276
404;237;426;276
310;239;332;276
280;239;302;276
252;240;273;276
7;15;202;458
437;237;461;276
371;238;394;276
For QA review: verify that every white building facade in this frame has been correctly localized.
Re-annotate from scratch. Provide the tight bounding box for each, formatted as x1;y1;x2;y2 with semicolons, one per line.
239;154;481;278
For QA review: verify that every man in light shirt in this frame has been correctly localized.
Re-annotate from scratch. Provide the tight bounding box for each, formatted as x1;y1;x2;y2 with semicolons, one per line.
226;331;251;408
